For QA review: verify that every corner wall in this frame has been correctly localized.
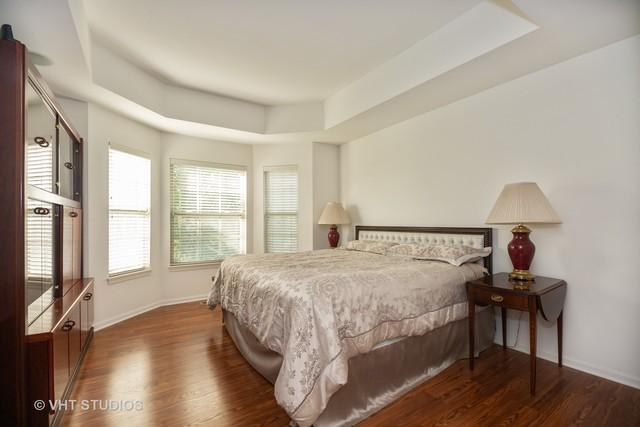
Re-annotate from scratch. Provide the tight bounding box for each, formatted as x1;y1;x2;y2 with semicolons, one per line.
340;36;640;388
313;143;340;249
252;142;314;253
252;142;340;253
73;104;254;329
160;133;253;301
86;104;164;327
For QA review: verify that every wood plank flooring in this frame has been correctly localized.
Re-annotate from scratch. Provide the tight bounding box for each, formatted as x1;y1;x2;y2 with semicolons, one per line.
63;301;640;426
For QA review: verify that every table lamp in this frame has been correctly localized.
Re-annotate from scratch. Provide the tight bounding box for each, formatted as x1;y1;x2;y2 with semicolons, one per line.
318;202;351;248
485;182;561;284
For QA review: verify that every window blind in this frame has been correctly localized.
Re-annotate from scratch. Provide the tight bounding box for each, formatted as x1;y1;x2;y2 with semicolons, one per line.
26;138;54;192
25;199;53;283
264;167;298;253
108;147;151;276
170;160;246;265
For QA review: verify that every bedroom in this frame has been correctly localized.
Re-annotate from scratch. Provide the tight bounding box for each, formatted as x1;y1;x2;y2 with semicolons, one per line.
0;0;639;426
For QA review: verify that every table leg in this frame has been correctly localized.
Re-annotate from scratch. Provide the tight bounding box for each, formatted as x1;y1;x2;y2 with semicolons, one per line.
501;307;507;349
558;310;563;367
469;293;475;370
529;297;537;395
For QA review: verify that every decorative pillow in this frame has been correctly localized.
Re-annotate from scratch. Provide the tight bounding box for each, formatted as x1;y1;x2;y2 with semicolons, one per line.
387;243;492;266
341;240;398;255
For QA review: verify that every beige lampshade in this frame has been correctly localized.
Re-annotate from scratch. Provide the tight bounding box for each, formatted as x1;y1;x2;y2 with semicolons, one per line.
486;182;561;224
318;202;351;225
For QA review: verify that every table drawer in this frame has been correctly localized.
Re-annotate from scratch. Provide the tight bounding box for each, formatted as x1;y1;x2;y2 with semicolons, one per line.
473;287;529;310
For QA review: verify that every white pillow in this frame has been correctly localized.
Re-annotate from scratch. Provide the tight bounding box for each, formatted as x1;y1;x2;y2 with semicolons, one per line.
387;243;492;266
341;240;398;255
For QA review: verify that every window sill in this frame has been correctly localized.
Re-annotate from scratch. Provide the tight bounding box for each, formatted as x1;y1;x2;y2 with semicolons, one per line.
107;268;152;285
168;262;221;272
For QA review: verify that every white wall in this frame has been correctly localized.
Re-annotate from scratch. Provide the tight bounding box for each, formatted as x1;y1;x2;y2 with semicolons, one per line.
313;143;341;249
86;104;164;327
251;142;340;253
252;142;314;253
160;133;253;301
340;36;640;388
77;104;254;329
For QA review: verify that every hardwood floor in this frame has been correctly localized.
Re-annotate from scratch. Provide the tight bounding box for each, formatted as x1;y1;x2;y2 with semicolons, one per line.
63;301;640;426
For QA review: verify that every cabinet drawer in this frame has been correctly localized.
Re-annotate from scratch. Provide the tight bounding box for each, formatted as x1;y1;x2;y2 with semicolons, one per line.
80;282;94;350
52;323;70;403
472;287;529;311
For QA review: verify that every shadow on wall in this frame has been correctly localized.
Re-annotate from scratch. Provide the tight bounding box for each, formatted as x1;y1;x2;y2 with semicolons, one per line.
342;205;361;242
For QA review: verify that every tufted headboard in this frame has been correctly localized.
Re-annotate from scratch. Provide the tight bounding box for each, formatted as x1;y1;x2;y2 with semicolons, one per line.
355;225;493;274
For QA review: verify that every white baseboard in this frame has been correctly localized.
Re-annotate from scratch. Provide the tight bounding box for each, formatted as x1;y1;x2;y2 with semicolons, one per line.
94;294;208;331
493;337;640;390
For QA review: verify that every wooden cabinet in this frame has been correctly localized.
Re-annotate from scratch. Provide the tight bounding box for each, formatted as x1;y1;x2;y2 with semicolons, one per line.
27;279;95;426
80;282;94;349
58;126;77;200
25;79;57;194
25;199;55;324
1;24;87;425
60;207;82;295
51;298;83;408
72;208;83;283
52;321;70;403
67;304;82;379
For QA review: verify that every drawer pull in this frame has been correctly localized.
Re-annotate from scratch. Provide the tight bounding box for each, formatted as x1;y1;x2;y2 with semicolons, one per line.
83;292;93;301
34;136;49;147
33;207;50;215
69;211;78;218
64;161;74;170
62;320;75;331
490;294;504;303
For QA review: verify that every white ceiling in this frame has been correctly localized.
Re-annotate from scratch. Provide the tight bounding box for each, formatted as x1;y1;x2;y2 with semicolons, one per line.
85;0;480;105
1;0;639;144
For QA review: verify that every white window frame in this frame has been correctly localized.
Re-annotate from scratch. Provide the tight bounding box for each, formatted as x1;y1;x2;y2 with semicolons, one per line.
108;144;152;282
263;165;299;253
169;158;247;268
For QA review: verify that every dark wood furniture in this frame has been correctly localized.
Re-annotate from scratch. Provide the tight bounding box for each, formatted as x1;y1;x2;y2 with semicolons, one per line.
27;279;94;426
0;24;28;426
0;24;93;426
466;272;566;394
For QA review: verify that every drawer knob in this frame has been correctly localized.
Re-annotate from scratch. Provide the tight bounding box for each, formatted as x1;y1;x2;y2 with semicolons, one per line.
62;320;75;331
34;136;49;147
83;292;93;301
33;207;50;215
490;294;504;303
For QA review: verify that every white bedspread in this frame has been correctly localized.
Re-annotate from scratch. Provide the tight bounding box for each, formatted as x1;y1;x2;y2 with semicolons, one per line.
207;249;485;426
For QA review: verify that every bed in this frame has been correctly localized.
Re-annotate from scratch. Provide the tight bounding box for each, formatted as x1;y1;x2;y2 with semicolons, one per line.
207;226;495;426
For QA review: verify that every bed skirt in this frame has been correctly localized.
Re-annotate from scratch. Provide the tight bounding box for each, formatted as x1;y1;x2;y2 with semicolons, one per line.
223;308;495;426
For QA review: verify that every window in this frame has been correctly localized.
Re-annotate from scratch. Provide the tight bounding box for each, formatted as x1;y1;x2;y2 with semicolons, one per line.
264;166;298;253
170;160;246;265
108;146;151;277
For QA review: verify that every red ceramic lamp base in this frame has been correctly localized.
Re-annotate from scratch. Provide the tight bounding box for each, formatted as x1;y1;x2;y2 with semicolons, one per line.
507;224;536;283
328;225;340;248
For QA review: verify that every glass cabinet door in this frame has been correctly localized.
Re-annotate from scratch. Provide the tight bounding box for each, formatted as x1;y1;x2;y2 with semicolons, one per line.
58;125;77;200
25;81;57;193
26;198;55;325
